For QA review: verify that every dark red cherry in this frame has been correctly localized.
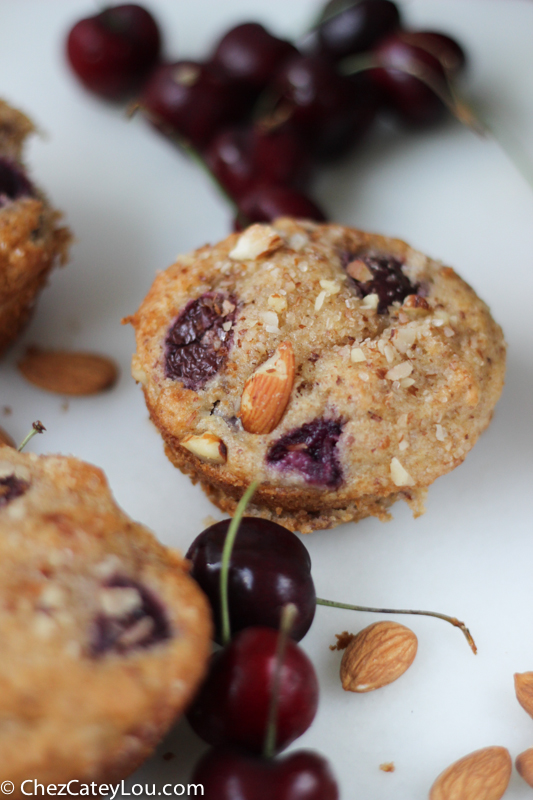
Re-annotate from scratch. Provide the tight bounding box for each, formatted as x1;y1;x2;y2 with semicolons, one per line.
342;251;418;313
164;292;237;390
236;184;326;228
204;124;311;202
192;747;339;800
317;0;401;61
273;54;380;159
66;4;161;100
186;517;316;644
186;627;319;754
0;158;34;206
139;61;250;149
0;474;30;507
90;575;171;656
267;417;343;488
398;30;467;76
370;33;450;126
211;23;298;92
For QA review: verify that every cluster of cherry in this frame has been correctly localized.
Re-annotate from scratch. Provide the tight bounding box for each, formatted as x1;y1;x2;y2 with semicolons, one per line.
184;507;338;799
66;0;466;228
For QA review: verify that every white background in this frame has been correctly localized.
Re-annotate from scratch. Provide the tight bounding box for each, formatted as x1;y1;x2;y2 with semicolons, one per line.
1;0;533;797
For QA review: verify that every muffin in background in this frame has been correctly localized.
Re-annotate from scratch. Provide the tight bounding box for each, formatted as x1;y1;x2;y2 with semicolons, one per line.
0;99;71;356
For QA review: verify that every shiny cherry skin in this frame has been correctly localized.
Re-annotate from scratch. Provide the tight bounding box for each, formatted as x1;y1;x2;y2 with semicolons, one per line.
236;184;326;228
370;33;449;126
397;30;466;76
211;22;298;92
66;4;161;99
0;159;34;206
139;60;249;149
317;0;401;61
204;124;311;203
192;747;339;800
186;517;316;644
186;627;319;754
273;54;381;160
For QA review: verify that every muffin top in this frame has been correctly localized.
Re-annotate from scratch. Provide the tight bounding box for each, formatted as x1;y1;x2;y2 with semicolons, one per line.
130;219;505;528
0;445;211;784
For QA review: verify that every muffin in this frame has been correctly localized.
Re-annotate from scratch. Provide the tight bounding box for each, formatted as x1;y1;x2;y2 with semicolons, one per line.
0;99;70;356
0;446;211;789
128;219;506;533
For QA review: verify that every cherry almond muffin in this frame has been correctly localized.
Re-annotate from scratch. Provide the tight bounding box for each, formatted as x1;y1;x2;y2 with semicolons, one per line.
0;100;70;356
129;219;505;533
0;446;211;790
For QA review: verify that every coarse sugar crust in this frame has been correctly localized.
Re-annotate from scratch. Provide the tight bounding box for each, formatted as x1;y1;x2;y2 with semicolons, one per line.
0;99;71;356
129;218;506;533
0;446;212;792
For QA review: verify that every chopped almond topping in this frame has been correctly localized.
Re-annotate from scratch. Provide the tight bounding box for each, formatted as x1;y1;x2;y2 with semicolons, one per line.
346;259;373;282
386;362;413;381
390;457;415;486
229;224;283;261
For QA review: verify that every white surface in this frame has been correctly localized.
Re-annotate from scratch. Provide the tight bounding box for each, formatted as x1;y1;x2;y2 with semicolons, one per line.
1;0;533;797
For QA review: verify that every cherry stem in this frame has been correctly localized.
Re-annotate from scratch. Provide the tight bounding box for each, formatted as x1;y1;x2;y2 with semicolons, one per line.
315;597;477;654
263;602;298;760
309;0;363;31
17;421;46;453
220;480;259;646
480;114;533;196
337;53;376;77
340;55;486;136
340;54;533;200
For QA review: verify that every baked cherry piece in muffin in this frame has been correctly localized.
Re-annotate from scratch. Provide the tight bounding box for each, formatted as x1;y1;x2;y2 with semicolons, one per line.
0;446;211;787
0;100;71;357
129;219;505;533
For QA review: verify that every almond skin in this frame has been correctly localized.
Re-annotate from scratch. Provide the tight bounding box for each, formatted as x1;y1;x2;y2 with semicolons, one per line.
340;620;417;693
402;294;430;314
516;747;533;788
429;746;512;800
18;348;118;395
514;671;533;718
239;341;295;435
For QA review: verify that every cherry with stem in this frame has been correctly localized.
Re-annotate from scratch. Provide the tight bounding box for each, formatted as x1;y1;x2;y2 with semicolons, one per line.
188;487;477;654
263;602;298;759
190;600;339;797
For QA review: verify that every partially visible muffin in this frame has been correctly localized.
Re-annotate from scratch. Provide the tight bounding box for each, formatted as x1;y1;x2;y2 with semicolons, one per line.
0;446;211;790
129;219;506;533
0;100;70;356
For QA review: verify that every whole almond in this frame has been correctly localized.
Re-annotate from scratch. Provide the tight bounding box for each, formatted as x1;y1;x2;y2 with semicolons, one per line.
516;747;533;787
0;427;15;448
515;672;533;718
516;747;533;788
340;620;417;692
239;341;295;435
429;746;512;800
18;348;118;396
